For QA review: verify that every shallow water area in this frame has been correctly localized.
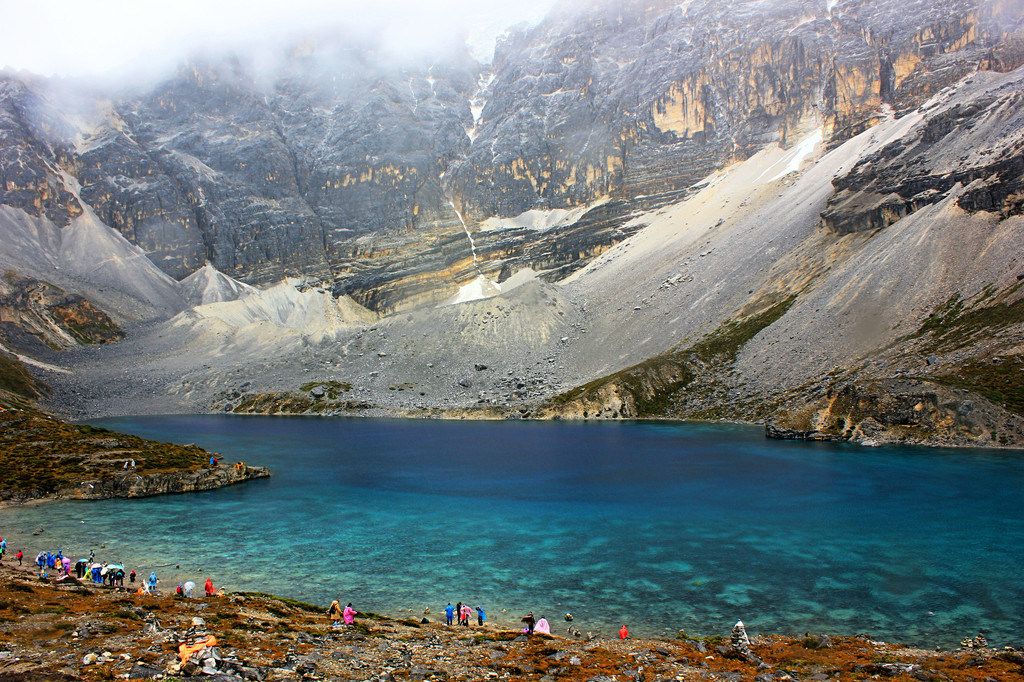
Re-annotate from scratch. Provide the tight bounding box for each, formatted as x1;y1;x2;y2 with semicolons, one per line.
2;415;1022;647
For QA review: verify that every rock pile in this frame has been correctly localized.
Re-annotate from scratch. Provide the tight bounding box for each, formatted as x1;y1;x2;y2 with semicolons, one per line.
960;632;988;649
724;620;766;667
166;617;262;679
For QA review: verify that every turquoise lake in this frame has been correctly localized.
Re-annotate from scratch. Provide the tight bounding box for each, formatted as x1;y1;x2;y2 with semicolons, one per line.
1;415;1022;647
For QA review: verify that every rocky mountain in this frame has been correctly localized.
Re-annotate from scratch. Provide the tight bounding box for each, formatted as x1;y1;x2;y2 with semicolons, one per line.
4;0;1021;312
0;0;1023;447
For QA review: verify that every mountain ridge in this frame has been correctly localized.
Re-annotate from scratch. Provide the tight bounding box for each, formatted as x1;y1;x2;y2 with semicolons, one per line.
0;0;1022;447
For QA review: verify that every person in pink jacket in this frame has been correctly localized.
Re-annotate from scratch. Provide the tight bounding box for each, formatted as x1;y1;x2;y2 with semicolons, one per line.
343;603;357;625
460;603;472;626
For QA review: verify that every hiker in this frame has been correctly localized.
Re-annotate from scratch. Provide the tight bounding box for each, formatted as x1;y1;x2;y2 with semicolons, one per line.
205;577;215;597
328;599;342;624
343;603;357;626
522;612;536;635
536;615;550;635
444;602;455;625
619;624;629;639
476;605;486;626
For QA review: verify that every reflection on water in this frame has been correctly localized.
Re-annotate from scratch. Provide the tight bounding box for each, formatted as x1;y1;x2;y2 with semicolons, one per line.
1;415;1021;647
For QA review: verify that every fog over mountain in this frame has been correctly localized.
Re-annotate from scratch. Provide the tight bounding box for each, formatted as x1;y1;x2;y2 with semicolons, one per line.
1;0;1023;448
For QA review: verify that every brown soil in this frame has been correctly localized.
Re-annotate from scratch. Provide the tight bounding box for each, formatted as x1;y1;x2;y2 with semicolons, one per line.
0;563;1020;681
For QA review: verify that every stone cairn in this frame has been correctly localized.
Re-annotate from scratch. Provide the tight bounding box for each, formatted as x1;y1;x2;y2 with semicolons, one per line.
729;619;768;668
731;620;752;655
960;632;988;649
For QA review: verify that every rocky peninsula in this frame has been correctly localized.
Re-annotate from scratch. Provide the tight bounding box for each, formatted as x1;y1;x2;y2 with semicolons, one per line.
0;408;269;506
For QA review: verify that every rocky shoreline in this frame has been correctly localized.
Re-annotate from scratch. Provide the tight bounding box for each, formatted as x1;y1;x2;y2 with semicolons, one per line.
0;562;1022;682
0;408;270;507
54;462;270;503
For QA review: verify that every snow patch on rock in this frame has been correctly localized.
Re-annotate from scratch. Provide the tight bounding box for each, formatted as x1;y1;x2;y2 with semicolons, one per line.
759;128;824;183
478;202;603;233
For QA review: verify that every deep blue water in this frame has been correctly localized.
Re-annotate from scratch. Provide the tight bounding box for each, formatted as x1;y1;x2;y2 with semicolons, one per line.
1;415;1022;647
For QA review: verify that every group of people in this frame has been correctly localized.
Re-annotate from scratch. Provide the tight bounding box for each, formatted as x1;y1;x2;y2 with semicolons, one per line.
327;600;358;626
521;612;627;639
8;538;627;639
7;542;220;602
175;578;217;598
31;548;150;589
444;601;485;627
520;612;552;635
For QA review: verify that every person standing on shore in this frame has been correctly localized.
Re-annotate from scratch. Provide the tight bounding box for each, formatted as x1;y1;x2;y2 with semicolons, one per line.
148;572;158;593
619;624;629;639
456;602;463;626
328;599;342;624
444;603;454;625
15;550;22;566
205;577;215;597
460;603;472;627
522;612;536;636
129;570;136;584
343;603;357;626
476;605;486;627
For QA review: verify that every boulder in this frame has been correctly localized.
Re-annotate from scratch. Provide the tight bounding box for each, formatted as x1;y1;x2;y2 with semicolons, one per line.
128;662;164;679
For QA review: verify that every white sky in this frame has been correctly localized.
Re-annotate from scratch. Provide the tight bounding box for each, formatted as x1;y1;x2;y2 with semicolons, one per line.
0;0;556;78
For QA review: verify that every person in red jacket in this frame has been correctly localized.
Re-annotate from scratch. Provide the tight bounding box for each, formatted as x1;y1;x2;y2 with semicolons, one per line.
619;624;629;639
205;577;215;597
15;550;23;566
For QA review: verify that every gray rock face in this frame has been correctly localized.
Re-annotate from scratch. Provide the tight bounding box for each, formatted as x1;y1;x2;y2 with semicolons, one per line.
0;78;83;226
822;73;1024;233
1;0;1022;314
60;463;270;500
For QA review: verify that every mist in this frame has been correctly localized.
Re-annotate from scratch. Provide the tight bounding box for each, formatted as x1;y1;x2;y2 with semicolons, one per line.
0;0;556;81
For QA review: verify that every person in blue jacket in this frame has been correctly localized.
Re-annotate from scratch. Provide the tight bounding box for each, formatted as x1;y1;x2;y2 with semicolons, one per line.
444;603;455;626
149;572;159;592
476;605;486;626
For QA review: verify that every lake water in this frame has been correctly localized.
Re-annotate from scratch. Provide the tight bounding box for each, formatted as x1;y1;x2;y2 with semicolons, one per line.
1;415;1022;647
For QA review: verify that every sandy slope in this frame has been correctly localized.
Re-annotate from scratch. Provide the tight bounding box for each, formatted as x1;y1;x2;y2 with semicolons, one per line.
0;204;184;322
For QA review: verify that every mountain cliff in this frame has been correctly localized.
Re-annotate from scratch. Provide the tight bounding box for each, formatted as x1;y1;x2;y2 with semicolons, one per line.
1;0;1023;447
